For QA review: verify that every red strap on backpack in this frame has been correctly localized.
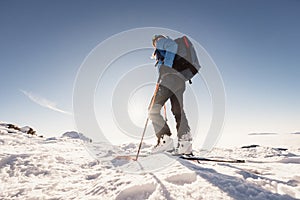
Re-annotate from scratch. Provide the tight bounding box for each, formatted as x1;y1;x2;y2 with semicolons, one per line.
183;36;190;48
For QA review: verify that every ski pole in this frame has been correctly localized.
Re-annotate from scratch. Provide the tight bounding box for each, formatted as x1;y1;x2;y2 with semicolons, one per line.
135;77;160;161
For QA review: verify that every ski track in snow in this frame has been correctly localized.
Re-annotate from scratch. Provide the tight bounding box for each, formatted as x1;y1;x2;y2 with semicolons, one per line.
1;124;300;200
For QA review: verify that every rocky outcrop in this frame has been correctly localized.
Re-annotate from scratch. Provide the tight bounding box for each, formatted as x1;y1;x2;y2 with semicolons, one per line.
0;122;39;136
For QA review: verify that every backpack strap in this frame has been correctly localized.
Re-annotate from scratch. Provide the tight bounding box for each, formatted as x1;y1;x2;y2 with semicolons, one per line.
183;36;190;48
183;36;192;61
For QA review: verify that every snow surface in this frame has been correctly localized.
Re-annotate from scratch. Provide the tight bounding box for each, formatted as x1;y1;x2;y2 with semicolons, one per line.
1;123;300;199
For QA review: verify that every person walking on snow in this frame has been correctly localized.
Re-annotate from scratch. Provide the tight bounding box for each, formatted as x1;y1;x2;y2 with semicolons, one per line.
150;35;192;154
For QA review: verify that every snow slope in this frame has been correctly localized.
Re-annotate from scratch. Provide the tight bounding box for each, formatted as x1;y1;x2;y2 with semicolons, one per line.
1;123;300;199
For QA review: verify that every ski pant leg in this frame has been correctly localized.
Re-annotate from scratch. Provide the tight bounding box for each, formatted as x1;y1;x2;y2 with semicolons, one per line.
149;85;172;139
170;84;190;139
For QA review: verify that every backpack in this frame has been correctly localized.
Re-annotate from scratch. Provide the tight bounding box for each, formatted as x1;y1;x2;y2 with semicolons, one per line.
173;36;201;84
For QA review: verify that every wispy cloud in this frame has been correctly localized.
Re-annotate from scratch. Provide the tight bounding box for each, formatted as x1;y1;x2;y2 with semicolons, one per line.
20;90;72;115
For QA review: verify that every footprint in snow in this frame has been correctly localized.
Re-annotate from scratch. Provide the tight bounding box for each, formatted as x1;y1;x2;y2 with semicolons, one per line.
165;172;197;185
115;183;156;200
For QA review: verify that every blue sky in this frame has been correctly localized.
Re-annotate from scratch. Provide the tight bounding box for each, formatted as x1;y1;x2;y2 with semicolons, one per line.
0;0;299;145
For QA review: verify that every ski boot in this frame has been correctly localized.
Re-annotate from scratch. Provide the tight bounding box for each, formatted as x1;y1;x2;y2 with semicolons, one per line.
176;133;193;155
152;135;174;154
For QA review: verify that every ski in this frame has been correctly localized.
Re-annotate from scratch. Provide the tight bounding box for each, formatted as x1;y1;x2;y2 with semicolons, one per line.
114;153;150;161
114;152;245;163
179;155;245;163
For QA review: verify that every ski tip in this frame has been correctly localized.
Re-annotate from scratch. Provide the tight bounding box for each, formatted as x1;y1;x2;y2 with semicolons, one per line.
115;155;135;161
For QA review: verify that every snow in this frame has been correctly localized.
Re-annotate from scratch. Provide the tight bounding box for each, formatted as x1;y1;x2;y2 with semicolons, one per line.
61;131;92;142
19;126;32;133
1;123;300;199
